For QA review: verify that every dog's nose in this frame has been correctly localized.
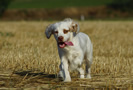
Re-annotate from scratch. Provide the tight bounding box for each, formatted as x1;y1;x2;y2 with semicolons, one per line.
58;36;64;41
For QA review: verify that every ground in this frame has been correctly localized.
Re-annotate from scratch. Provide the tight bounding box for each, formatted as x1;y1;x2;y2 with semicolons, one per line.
0;21;133;89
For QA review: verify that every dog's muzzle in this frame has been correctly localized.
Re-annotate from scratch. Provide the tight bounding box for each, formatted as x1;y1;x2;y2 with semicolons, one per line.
57;36;74;48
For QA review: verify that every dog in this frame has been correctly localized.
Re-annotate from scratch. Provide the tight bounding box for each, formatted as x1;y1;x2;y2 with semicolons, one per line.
45;18;93;82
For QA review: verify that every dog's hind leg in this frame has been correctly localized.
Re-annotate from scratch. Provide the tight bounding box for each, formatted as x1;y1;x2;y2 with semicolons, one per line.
77;67;84;78
85;60;92;78
85;43;93;79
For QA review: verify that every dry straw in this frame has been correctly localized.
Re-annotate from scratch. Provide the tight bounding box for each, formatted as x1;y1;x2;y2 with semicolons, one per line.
0;21;132;89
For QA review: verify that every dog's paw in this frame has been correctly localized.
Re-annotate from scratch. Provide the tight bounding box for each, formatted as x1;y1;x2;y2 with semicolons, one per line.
58;71;64;78
80;75;84;79
64;78;71;82
86;74;91;79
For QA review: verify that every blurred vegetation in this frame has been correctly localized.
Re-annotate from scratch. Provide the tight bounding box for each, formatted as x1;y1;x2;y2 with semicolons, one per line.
0;0;133;20
108;0;133;12
0;0;12;16
8;0;113;9
0;31;14;37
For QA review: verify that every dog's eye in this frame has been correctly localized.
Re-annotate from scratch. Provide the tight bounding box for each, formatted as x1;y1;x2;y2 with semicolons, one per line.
63;29;69;34
54;31;58;34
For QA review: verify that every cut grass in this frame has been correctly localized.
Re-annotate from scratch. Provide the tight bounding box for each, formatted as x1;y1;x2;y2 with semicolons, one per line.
0;21;133;89
8;0;113;9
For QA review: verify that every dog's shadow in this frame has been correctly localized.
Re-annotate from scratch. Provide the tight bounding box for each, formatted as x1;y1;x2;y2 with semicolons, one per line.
14;71;58;79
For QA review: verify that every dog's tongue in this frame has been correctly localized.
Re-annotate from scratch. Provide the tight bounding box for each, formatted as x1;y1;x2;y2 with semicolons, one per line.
59;41;74;48
64;41;74;46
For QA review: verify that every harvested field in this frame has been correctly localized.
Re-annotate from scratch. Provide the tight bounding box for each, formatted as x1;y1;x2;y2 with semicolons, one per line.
0;21;133;89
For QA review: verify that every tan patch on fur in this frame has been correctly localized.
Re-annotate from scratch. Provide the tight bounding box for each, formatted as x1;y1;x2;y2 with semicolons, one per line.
70;22;78;33
63;29;70;34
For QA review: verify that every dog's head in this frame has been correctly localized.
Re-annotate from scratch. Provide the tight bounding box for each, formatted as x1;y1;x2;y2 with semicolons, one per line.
45;18;80;48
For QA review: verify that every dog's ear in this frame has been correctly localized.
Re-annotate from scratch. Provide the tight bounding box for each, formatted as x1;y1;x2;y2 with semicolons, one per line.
71;21;80;34
45;24;55;39
64;18;80;33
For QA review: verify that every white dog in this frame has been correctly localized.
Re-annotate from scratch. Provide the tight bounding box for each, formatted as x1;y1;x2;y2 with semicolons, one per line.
45;18;93;82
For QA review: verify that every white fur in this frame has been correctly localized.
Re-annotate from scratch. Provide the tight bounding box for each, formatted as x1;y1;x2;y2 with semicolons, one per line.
45;18;93;82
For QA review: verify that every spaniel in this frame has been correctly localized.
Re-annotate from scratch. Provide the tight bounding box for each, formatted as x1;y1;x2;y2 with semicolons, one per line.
45;18;93;82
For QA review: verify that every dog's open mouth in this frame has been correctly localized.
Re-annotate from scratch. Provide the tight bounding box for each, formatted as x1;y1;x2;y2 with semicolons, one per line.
58;41;74;48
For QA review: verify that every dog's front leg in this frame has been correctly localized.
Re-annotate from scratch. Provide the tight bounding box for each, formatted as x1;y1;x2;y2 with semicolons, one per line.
58;63;64;79
61;57;71;82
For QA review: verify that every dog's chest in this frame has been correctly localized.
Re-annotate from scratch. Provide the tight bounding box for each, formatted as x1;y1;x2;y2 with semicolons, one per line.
64;47;79;59
65;49;82;70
